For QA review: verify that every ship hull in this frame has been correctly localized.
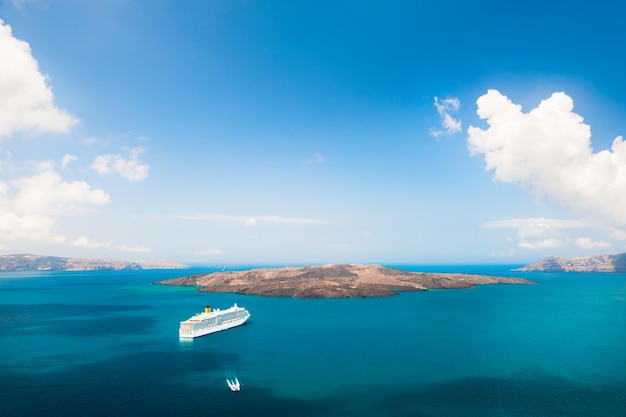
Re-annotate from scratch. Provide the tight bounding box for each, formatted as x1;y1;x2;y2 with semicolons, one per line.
179;315;249;339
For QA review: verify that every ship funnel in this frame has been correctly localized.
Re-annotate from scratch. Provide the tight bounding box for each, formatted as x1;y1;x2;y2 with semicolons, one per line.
205;306;211;313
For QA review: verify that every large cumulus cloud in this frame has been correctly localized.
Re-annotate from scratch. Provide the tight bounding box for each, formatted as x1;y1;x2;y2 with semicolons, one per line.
468;89;626;229
0;167;110;244
0;19;78;139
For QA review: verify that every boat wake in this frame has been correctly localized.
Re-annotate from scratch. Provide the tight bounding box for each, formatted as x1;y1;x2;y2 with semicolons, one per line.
226;375;241;392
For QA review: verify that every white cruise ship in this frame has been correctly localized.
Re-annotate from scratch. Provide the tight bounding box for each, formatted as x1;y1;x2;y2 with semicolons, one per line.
179;304;250;339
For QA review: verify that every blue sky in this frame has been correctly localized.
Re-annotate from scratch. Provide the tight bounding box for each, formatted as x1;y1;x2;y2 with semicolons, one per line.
1;0;626;265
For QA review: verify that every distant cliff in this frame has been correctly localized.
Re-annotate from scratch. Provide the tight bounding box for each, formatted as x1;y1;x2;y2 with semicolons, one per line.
516;253;626;272
0;254;188;271
156;263;534;298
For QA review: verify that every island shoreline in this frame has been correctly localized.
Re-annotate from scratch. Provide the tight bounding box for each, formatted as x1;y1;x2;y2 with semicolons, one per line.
156;263;534;299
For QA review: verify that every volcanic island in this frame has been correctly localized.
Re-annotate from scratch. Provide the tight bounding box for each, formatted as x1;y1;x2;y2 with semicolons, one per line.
156;264;534;298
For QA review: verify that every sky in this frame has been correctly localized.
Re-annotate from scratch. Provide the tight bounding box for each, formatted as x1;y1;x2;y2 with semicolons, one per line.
1;0;626;265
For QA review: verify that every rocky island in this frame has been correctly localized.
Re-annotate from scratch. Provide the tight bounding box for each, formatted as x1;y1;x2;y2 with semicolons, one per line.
156;264;533;298
0;254;188;271
515;252;626;272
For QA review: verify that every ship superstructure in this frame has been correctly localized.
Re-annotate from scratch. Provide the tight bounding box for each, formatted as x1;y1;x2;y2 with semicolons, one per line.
179;304;250;339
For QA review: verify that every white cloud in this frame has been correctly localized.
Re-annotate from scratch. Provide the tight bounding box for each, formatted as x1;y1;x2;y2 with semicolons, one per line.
486;217;574;250
194;249;223;256
575;237;611;249
72;237;153;254
34;159;55;172
0;210;65;243
71;236;112;249
172;213;325;226
468;90;626;230
489;248;516;258
430;96;462;137
519;238;565;250
0;22;112;249
0;19;78;140
172;213;245;222
251;215;324;225
0;169;109;245
83;136;109;147
609;229;626;241
0;148;12;172
117;244;152;253
485;218;587;230
61;154;77;169
485;217;613;250
12;170;109;215
91;147;149;182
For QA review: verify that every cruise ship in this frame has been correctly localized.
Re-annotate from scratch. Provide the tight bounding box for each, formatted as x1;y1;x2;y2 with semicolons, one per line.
179;304;250;339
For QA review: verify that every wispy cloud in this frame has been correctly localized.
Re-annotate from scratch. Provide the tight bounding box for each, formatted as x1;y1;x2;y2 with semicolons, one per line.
71;236;154;254
91;147;149;182
469;90;626;237
83;136;109;147
303;152;324;166
519;238;565;250
9;0;30;9
484;217;612;250
0;148;12;172
245;215;325;225
176;248;224;257
117;244;153;253
575;237;611;249
430;96;462;137
484;218;587;230
172;213;244;222
61;154;77;169
71;236;112;249
0;19;78;139
193;249;223;256
171;213;326;226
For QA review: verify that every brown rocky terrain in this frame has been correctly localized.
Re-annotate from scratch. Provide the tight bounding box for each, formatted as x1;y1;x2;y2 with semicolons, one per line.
515;253;626;272
156;264;534;298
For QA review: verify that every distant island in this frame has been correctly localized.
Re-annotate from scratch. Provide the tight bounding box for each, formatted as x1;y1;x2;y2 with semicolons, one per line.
155;264;533;298
0;254;188;271
516;253;626;272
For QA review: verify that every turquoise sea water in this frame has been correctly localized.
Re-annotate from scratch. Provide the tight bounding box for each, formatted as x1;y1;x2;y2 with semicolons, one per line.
1;265;625;416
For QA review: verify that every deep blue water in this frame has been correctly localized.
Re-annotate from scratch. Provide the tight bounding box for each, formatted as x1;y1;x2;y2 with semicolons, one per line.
1;265;625;416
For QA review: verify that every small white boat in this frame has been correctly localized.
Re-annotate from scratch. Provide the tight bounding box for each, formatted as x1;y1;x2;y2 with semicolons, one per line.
226;377;241;392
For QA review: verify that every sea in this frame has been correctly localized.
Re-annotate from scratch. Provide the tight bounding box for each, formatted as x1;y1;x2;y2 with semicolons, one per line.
1;264;625;417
